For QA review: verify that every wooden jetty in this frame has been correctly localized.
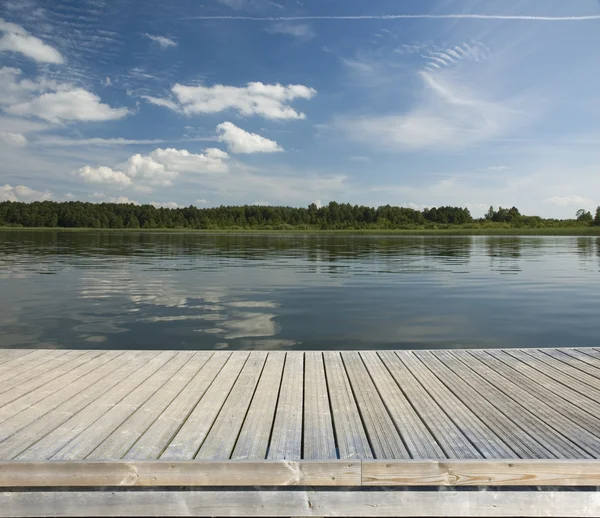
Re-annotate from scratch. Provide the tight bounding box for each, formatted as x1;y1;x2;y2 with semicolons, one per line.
1;347;600;516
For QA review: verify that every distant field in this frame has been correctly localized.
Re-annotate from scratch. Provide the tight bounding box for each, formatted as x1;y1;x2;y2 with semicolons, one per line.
2;226;600;235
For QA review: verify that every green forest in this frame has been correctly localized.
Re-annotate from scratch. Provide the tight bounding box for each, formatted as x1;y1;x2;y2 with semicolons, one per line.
1;201;600;230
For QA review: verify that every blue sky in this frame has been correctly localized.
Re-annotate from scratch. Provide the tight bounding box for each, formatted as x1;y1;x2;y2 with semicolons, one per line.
1;0;599;216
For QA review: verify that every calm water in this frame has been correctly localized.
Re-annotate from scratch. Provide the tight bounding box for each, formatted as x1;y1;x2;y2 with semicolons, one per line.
0;231;599;351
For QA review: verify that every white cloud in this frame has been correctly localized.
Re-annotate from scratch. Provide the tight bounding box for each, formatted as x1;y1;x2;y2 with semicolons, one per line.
144;34;177;49
35;137;166;147
266;22;314;39
216;121;282;153
146;82;316;120
196;198;209;205
0;18;63;64
0;183;51;202
88;192;139;204
103;77;112;87
7;88;129;123
0;131;26;146
545;195;594;208
76;147;230;189
339;71;524;151
151;201;179;208
77;165;133;187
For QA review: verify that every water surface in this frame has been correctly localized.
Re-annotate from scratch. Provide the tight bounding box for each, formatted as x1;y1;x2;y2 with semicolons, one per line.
1;231;599;350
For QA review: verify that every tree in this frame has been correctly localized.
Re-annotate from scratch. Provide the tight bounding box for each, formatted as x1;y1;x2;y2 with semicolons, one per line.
576;209;593;224
595;207;600;226
485;206;495;220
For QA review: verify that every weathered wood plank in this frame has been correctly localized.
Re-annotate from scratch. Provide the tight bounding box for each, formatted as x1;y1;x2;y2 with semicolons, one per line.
124;353;230;460
0;460;360;487
88;352;212;460
362;459;600;486
0;352;143;459
2;490;599;517
267;352;303;460
231;352;285;460
161;352;249;460
378;351;481;459
430;350;579;459
561;348;600;373
0;349;74;391
0;351;102;409
465;350;600;458
360;351;444;460
51;352;196;460
396;351;514;458
342;351;409;459
0;350;50;377
486;350;600;434
542;349;600;380
196;352;268;460
323;352;372;460
14;352;177;460
303;352;336;460
0;350;36;366
0;350;108;424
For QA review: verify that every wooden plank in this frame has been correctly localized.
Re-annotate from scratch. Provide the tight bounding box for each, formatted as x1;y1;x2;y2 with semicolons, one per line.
362;459;600;486
0;352;143;459
0;350;54;378
0;350;107;424
396;351;514;459
0;349;74;391
87;352;212;460
465;350;600;458
518;349;600;397
0;460;360;487
561;348;600;373
51;352;196;460
430;350;580;459
124;353;230;460
2;490;599;517
267;351;303;460
303;352;336;460
0;351;131;450
360;351;444;460
378;351;481;459
542;348;600;380
0;350;36;366
161;352;249;460
196;352;268;460
487;350;600;433
0;351;102;408
231;352;285;460
14;351;177;460
342;351;409;459
323;352;372;460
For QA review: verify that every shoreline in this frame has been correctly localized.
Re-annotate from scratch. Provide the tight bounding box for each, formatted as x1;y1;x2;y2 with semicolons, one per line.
1;226;600;236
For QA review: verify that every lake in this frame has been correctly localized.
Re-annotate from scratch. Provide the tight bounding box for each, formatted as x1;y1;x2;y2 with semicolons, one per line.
0;231;599;351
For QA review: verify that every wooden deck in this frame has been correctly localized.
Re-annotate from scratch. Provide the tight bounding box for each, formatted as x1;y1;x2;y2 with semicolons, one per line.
1;347;600;516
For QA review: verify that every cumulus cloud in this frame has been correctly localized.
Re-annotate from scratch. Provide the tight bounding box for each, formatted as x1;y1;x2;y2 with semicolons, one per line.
151;201;179;209
77;166;133;187
0;18;63;64
545;195;594;207
144;34;177;49
1;183;52;202
76;147;230;189
216;121;282;153
0;131;26;146
89;193;139;204
7;88;129;123
145;82;316;120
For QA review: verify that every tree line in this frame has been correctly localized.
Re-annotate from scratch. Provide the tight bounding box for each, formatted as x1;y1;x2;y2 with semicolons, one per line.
0;201;599;230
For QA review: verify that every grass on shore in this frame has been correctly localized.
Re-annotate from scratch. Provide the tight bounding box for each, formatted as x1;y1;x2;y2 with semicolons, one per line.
2;226;600;236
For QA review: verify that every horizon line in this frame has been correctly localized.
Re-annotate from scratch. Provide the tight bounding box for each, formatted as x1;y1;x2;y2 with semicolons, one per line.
185;14;600;22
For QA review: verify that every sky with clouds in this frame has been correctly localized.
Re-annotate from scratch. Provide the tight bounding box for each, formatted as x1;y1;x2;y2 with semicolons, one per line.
0;0;599;216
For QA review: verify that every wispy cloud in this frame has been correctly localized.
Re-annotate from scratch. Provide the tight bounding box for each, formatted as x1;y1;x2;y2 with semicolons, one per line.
144;34;177;49
187;14;600;22
545;195;594;207
265;22;314;39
